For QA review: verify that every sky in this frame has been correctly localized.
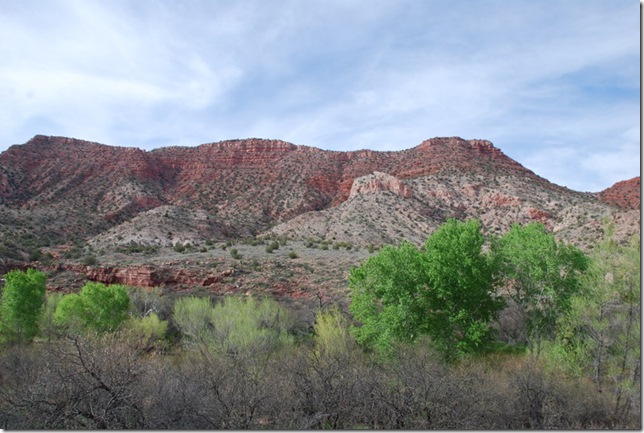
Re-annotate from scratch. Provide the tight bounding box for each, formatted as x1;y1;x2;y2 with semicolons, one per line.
0;0;639;192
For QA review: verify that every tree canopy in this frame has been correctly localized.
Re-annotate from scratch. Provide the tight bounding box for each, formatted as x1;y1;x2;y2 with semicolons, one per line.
350;219;502;360
0;268;46;344
493;222;588;354
54;282;130;334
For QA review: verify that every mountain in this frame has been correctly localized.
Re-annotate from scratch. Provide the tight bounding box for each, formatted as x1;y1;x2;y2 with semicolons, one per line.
0;134;639;264
599;177;640;210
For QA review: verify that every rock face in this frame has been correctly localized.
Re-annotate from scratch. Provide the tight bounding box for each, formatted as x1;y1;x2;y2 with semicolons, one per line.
349;172;412;199
599;177;640;210
59;263;232;290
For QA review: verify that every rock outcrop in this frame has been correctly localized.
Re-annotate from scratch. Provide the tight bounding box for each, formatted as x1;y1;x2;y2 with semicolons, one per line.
349;172;412;199
59;263;233;290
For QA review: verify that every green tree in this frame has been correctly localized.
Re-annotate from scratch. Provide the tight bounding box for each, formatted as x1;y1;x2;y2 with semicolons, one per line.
494;222;588;355
54;282;130;333
545;229;640;418
350;219;501;360
126;312;168;351
0;268;46;344
423;218;502;357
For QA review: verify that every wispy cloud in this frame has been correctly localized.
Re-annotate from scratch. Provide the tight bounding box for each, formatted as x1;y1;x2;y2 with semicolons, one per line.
0;0;638;191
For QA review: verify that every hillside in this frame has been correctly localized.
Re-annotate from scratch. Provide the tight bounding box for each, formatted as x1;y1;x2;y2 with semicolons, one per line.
599;176;640;210
0;134;638;295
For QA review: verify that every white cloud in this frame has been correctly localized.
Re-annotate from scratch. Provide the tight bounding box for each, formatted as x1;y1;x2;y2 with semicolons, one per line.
0;0;638;191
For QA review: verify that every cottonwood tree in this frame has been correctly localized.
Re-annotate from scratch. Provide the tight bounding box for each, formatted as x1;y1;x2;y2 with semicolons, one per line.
350;219;502;360
54;282;130;334
0;268;46;344
493;222;588;355
547;229;640;419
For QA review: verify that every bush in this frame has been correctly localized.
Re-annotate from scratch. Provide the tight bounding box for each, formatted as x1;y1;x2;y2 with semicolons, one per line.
81;254;97;266
313;307;354;359
126;313;168;351
173;295;294;357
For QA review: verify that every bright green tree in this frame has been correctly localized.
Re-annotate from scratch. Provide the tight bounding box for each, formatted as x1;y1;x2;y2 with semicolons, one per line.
350;219;502;360
172;296;213;344
349;241;427;355
54;282;130;333
494;222;588;355
0;268;46;344
423;218;502;357
126;312;168;350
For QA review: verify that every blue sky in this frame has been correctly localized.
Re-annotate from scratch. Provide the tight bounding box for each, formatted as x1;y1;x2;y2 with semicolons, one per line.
0;0;639;192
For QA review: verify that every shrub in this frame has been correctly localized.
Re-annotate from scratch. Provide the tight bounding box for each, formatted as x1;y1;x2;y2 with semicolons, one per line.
173;295;294;357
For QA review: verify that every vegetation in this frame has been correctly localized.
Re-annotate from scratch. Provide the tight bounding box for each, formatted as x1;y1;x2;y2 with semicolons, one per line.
0;221;639;429
173;295;293;357
543;227;640;419
0;269;46;344
349;219;502;360
54;282;130;333
493;222;589;354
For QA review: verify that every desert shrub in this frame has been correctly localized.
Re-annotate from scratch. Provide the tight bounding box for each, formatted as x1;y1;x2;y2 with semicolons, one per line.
173;295;294;357
0;332;147;429
81;254;97;266
125;313;168;351
313;307;354;359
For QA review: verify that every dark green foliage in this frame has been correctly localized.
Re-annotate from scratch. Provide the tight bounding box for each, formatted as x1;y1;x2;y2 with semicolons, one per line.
81;254;97;266
266;241;279;253
0;269;46;344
